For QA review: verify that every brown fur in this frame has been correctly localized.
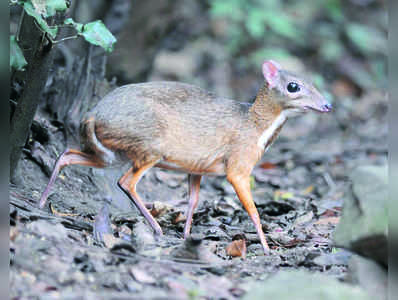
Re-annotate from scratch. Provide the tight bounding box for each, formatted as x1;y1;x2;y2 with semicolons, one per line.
81;82;283;174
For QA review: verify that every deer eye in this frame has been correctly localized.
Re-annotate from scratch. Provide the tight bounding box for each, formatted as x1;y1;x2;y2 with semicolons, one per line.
287;82;300;93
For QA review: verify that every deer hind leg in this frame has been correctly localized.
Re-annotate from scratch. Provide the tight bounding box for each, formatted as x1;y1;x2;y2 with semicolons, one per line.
117;161;163;235
39;149;105;208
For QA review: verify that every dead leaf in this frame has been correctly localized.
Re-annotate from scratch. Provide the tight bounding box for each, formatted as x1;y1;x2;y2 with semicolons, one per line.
172;212;186;224
49;203;79;217
118;225;132;236
294;211;314;226
321;208;341;217
10;227;19;242
314;217;340;225
150;201;173;218
129;268;156;284
303;185;314;195
102;233;120;248
259;162;277;169
226;239;246;258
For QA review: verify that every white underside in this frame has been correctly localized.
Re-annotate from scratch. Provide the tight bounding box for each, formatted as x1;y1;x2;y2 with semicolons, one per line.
257;110;288;151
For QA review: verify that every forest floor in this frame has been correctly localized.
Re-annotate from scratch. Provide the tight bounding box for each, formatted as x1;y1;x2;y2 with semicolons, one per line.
9;73;387;299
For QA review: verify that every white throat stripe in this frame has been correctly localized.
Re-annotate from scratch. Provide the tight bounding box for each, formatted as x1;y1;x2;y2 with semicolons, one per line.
257;111;287;150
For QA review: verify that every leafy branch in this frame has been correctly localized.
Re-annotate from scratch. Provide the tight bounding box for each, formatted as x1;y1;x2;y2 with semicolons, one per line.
10;0;117;71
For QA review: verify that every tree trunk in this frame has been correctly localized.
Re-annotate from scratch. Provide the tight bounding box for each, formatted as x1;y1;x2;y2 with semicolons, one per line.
10;12;62;183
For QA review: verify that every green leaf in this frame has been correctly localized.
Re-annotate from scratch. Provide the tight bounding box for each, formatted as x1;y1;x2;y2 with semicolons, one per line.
65;19;116;52
22;1;58;38
325;0;344;22
346;23;386;55
319;40;343;62
263;12;301;41
65;18;83;32
245;10;266;39
31;0;46;15
31;0;67;17
80;20;116;52
10;35;27;71
45;0;67;17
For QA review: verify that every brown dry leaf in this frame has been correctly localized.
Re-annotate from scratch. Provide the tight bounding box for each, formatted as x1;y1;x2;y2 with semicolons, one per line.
321;208;340;217
259;162;277;169
150;201;173;218
172;212;186;224
49;203;79;217
303;185;314;195
314;217;340;225
10;227;19;242
226;239;246;258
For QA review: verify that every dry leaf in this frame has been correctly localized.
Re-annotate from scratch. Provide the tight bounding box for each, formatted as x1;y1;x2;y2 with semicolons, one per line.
150;201;173;218
49;203;79;217
303;185;314;194
259;162;277;169
102;233;119;248
315;217;340;225
130;268;156;284
226;239;246;258
10;227;19;242
172;212;186;224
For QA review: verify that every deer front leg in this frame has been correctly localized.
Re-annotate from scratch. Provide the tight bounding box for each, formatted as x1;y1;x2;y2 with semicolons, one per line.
183;174;202;238
227;174;270;255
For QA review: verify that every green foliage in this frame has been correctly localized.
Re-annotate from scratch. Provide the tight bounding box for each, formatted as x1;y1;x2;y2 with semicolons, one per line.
209;0;303;65
210;0;302;43
210;0;386;91
346;23;386;55
43;0;67;17
10;0;117;71
65;19;117;53
10;35;27;71
22;0;59;38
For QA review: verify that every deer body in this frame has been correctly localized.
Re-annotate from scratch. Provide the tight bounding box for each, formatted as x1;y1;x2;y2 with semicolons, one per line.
40;61;331;254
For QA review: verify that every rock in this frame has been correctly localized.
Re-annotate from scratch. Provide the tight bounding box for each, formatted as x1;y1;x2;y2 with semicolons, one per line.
131;219;156;250
346;255;387;300
313;250;352;267
170;235;222;264
333;165;387;266
26;220;68;240
242;270;371;300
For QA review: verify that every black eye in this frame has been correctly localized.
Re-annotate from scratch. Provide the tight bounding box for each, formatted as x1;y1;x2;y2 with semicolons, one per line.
287;82;300;93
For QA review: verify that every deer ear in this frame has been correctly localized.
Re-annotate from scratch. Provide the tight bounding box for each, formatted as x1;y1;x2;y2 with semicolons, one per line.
262;60;281;88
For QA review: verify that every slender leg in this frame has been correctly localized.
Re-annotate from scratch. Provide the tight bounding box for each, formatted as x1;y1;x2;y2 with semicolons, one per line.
118;163;163;235
40;149;104;209
183;174;202;238
227;175;270;254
